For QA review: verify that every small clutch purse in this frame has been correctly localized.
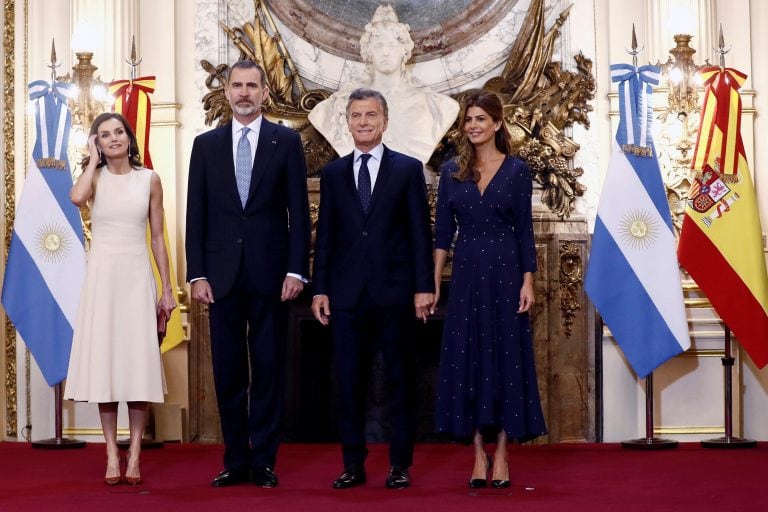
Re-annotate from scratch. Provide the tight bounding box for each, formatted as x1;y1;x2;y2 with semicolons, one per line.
157;307;170;344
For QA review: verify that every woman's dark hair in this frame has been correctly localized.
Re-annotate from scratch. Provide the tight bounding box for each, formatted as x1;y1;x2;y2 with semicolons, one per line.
455;89;512;182
81;112;143;171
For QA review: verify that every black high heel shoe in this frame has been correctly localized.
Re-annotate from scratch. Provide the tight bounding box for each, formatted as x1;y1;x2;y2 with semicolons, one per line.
468;454;491;489
491;460;510;489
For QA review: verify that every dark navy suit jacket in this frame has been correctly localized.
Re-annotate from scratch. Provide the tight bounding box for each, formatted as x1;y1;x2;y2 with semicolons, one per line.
312;145;434;308
185;118;310;298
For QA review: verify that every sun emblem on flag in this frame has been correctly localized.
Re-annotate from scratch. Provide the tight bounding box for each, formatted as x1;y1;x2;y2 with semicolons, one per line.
619;210;658;250
35;223;72;263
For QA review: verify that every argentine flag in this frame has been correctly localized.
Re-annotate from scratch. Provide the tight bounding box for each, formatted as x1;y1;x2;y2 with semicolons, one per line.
1;81;86;386
585;64;689;377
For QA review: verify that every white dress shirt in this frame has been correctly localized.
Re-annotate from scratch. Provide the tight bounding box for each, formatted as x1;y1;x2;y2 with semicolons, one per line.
353;143;385;191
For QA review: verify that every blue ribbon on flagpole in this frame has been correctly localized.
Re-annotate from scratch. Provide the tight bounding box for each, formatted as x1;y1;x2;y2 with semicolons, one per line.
611;63;660;157
28;80;75;169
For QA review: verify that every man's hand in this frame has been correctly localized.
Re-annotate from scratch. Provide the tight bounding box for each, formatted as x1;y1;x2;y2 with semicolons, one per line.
191;279;214;304
311;294;331;326
281;276;305;302
414;292;434;323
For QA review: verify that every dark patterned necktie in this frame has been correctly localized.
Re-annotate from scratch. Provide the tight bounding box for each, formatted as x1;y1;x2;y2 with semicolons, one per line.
358;153;372;213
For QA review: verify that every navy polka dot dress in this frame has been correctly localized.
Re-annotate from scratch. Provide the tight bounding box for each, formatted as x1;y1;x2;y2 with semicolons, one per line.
434;157;546;442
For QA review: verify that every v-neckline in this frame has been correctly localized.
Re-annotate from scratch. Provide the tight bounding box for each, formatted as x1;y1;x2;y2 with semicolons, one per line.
476;157;506;198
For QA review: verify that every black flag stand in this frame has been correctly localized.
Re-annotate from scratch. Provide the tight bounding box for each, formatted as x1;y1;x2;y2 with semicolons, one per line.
621;373;678;450
31;383;85;449
701;326;756;448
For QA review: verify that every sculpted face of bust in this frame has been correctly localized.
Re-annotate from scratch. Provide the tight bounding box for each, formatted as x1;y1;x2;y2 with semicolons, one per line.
307;5;460;164
368;30;408;75
359;6;414;81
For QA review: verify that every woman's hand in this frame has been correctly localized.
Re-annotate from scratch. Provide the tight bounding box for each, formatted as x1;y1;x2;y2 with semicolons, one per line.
518;274;535;313
87;134;100;163
158;288;176;315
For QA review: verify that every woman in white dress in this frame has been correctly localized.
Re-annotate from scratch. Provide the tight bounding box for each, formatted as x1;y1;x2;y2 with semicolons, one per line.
65;112;175;485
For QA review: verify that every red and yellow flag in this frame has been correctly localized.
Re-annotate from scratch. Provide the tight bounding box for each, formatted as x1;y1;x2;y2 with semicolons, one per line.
109;76;186;354
678;67;768;367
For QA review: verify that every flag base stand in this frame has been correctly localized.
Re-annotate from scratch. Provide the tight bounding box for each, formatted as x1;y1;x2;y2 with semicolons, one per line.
701;327;757;449
621;437;678;450
32;383;85;450
32;437;86;449
701;436;756;449
621;373;678;450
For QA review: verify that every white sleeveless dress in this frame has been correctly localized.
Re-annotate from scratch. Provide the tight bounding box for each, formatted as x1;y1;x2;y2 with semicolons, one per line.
64;167;166;403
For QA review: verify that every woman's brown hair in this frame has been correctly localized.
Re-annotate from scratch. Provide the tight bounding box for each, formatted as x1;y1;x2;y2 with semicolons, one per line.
81;112;143;172
455;90;512;182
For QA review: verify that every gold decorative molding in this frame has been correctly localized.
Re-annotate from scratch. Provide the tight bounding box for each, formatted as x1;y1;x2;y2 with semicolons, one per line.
201;0;332;177
63;428;130;436
678;349;725;358
440;0;595;219
3;0;18;439
654;426;724;435
558;241;582;337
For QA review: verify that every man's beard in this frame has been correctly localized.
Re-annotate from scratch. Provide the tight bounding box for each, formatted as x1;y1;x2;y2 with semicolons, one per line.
233;102;256;116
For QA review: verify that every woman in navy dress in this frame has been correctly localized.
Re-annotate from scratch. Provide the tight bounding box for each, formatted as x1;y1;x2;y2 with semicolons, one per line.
432;90;546;489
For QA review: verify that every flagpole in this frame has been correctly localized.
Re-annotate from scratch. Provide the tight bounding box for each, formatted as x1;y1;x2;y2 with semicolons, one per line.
31;383;85;449
615;26;677;450
621;372;678;450
114;34;164;451
692;25;755;450
700;325;756;448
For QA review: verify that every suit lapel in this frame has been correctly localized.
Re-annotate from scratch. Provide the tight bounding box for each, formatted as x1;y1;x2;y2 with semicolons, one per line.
217;124;242;207
342;153;365;217
247;117;277;206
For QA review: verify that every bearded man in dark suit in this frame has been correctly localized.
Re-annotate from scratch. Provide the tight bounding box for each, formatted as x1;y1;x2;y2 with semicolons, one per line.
311;87;435;490
186;60;310;488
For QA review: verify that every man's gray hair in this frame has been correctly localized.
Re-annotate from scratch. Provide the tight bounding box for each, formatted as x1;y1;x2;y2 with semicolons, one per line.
345;88;389;118
227;60;267;87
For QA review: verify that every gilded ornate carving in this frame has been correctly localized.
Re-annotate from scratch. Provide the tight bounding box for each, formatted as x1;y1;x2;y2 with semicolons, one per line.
3;0;18;438
559;241;582;338
201;0;334;177
435;0;594;219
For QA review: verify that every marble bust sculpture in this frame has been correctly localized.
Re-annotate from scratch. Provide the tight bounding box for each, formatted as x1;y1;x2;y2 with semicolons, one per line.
308;5;460;164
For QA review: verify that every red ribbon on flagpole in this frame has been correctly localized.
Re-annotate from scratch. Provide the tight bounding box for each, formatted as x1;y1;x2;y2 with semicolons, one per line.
108;77;156;169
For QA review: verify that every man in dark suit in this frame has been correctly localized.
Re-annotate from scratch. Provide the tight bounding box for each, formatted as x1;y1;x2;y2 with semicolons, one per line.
186;60;310;488
311;88;435;489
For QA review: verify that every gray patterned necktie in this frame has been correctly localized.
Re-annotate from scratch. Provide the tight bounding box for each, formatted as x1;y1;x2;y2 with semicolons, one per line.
235;127;251;207
358;153;372;213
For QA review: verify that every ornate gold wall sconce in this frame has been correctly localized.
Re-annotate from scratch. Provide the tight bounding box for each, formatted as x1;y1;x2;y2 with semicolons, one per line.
659;34;702;114
60;21;113;157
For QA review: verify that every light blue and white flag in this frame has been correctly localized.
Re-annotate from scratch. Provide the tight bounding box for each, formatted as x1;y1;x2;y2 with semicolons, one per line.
585;64;689;377
1;80;86;386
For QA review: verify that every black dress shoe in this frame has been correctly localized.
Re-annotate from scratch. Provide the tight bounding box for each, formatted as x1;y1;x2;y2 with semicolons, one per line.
385;466;410;489
332;468;366;489
469;454;491;489
491;461;510;489
491;478;511;489
252;467;279;488
211;468;251;487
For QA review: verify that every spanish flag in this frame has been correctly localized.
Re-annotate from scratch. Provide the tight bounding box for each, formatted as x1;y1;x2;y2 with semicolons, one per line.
678;67;768;367
109;77;186;354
